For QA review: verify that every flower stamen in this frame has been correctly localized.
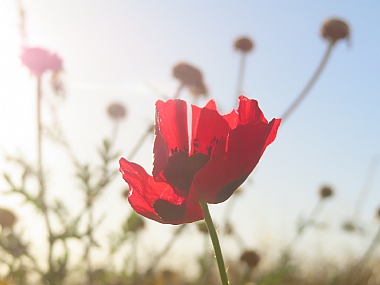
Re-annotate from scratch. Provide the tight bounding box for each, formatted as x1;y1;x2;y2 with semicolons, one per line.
163;152;209;193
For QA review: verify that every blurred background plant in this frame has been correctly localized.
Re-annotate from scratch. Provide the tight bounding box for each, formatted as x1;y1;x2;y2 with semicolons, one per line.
0;1;380;285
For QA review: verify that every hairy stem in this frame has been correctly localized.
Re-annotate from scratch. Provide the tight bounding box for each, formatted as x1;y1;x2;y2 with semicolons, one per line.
200;201;229;285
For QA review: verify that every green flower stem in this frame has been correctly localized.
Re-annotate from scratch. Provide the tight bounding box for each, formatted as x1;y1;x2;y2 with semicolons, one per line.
200;201;229;285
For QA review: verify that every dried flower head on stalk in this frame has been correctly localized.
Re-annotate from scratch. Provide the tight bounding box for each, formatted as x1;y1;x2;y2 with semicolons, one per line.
21;47;65;97
172;62;208;96
281;17;350;122
321;18;350;45
20;47;63;76
234;37;254;53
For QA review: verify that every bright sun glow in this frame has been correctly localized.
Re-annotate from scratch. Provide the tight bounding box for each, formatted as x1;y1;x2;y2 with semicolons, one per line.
0;3;36;208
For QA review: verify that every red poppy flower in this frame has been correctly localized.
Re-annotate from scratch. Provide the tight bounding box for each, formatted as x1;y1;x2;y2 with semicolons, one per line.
119;96;281;225
20;47;63;76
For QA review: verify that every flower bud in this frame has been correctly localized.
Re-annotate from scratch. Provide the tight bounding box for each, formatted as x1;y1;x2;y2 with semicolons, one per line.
107;102;127;120
234;37;254;53
319;185;334;199
240;250;260;268
321;18;350;44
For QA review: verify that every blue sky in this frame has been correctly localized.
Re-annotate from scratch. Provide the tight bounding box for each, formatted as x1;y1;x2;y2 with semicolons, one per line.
1;0;380;270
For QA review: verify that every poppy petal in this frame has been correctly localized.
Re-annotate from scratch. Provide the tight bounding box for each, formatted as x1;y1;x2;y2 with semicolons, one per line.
120;158;203;224
237;96;267;125
191;118;281;203
191;100;238;156
153;99;189;177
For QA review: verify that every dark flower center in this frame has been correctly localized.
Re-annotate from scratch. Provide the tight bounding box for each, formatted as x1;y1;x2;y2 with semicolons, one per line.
163;151;209;193
153;199;186;222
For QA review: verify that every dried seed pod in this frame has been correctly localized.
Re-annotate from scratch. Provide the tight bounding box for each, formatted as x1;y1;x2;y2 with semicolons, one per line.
234;37;254;53
321;18;350;44
173;63;202;86
240;250;260;268
319;185;334;199
107;102;127;120
0;208;17;229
